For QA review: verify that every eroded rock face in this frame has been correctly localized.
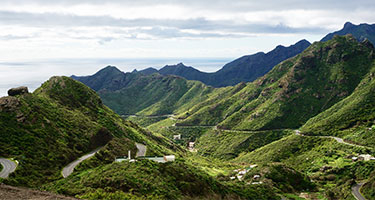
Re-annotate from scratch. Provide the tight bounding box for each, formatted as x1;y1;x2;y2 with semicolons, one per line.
0;96;20;112
8;86;29;96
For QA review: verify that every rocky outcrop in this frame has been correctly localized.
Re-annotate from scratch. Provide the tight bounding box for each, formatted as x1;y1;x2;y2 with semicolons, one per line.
8;86;29;96
0;96;20;112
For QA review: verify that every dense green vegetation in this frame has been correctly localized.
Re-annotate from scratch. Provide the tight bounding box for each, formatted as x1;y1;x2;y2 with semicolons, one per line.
178;35;375;131
234;135;368;171
196;129;291;160
362;170;375;199
233;134;375;199
150;40;310;87
3;27;375;200
321;22;375;45
73;68;216;116
0;76;172;187
300;58;375;146
74;35;375;134
125;115;169;127
45;159;278;200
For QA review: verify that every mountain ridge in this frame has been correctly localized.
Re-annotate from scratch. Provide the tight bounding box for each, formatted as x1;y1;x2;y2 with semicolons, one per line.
135;39;311;87
321;22;375;45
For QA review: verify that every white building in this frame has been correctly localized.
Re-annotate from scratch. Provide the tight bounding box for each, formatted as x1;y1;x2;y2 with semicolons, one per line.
173;134;181;140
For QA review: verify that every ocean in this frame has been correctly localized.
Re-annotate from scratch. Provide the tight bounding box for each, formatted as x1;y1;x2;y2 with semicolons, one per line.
0;57;233;97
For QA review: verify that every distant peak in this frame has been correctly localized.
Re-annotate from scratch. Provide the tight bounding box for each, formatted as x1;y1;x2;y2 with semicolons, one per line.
343;22;355;29
98;65;121;73
296;39;311;45
103;65;119;70
275;45;285;49
164;62;187;68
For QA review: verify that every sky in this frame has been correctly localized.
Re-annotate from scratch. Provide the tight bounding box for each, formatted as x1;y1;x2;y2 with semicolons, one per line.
0;0;375;96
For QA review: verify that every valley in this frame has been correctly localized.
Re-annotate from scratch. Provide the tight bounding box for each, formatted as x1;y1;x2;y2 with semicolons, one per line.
1;21;375;200
71;32;375;199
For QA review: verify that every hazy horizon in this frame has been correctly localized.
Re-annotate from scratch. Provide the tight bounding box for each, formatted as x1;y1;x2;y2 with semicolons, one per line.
1;0;375;96
0;57;233;97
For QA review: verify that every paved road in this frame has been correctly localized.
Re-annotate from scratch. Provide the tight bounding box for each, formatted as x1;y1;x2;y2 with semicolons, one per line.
294;130;366;148
0;158;17;178
352;182;366;200
122;114;175;119
62;147;101;178
136;143;147;157
295;130;370;200
173;125;216;128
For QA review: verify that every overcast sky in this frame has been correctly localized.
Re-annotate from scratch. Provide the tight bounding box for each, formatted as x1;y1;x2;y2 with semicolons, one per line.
0;0;374;61
0;0;374;96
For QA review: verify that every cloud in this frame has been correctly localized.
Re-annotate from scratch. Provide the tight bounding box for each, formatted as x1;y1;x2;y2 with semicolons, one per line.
0;10;330;41
0;0;374;42
2;0;375;11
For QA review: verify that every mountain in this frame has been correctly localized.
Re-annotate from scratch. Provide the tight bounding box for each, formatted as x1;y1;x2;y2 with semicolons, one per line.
209;39;311;87
45;160;311;200
321;22;375;45
158;63;210;81
74;35;374;131
136;67;158;75
0;76;174;187
149;39;311;87
177;35;375;130
299;41;375;147
71;66;139;91
72;68;216;115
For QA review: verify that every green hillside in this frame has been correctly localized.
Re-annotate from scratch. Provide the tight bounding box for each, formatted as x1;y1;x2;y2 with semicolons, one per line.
300;57;375;148
321;22;375;45
45;159;280;200
178;35;375;131
73;68;216;116
234;134;375;199
0;76;173;187
196;129;292;160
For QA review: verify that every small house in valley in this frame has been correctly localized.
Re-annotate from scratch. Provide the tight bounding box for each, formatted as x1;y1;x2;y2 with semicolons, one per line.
173;134;181;140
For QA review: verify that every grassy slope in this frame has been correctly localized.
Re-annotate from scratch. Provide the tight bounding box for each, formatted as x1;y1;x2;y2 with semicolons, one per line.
362;171;375;199
179;35;375;131
99;74;214;116
0;76;173;187
196;129;292;160
45;159;277;200
300;60;375;147
234;134;375;198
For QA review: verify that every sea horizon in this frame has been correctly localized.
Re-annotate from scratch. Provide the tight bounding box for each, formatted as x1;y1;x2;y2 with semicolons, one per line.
0;57;233;97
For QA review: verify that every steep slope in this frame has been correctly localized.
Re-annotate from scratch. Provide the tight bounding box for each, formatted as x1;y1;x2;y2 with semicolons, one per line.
71;66;139;91
179;35;375;130
209;39;311;87
158;63;210;81
300;51;375;147
321;22;375;45
45;159;278;200
234;134;375;199
136;67;158;75
0;76;173;187
73;68;216;115
152;40;310;87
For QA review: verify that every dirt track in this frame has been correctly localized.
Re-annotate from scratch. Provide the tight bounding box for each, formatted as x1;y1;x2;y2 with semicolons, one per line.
0;184;77;200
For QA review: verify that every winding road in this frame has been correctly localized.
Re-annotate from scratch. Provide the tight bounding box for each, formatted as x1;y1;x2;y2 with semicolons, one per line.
0;158;17;178
295;130;368;200
62;147;102;178
136;143;147;157
294;130;366;148
352;182;366;200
